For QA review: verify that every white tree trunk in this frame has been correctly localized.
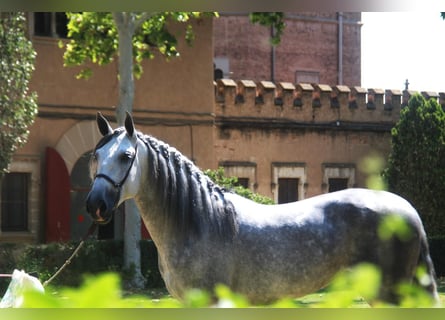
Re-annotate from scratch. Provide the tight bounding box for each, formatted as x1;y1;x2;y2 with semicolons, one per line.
123;199;146;288
114;12;135;126
113;12;145;289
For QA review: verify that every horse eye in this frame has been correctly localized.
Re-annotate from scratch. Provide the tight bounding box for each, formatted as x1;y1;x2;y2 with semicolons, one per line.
120;151;133;161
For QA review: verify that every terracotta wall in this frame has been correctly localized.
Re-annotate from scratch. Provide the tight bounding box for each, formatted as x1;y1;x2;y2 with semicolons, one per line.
21;17;215;167
213;79;411;199
6;17;215;243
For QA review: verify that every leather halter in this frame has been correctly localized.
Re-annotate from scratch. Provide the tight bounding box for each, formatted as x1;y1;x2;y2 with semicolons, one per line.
94;143;138;192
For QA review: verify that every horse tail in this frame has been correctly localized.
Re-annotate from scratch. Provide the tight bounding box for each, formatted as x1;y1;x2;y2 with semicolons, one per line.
417;234;440;304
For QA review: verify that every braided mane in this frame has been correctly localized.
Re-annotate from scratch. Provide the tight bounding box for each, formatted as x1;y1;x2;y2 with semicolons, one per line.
137;132;239;240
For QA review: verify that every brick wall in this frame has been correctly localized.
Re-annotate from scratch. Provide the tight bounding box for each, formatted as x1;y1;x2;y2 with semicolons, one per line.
213;13;362;86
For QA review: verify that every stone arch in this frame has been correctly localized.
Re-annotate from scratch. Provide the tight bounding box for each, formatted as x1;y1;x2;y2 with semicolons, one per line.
54;120;123;240
55;120;116;174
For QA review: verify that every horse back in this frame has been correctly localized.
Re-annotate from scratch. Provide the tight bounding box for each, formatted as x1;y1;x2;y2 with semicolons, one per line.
229;188;422;233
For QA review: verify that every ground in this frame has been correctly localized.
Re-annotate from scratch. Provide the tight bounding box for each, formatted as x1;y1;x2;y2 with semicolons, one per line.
126;277;445;307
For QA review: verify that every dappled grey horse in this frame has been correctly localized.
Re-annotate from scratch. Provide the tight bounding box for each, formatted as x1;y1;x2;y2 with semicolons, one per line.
86;112;439;305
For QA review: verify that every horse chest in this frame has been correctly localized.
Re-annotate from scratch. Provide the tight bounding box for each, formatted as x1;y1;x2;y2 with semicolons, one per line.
157;242;234;298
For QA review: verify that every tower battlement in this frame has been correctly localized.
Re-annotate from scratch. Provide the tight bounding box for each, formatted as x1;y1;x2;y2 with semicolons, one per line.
214;79;445;128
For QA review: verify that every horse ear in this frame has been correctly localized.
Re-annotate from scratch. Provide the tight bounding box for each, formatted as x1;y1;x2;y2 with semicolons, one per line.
97;112;112;136
124;111;135;137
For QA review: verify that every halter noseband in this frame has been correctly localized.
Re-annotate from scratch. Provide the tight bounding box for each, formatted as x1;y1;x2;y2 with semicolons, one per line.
94;143;138;192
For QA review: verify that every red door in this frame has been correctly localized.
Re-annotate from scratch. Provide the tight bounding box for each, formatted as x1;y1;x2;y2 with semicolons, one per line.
45;147;70;242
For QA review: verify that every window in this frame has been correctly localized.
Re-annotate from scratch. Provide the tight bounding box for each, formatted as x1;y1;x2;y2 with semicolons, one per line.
322;163;355;193
328;178;349;192
214;57;230;79
278;178;299;204
1;172;29;232
34;12;68;38
235;177;249;189
295;70;320;84
272;163;306;203
220;161;256;191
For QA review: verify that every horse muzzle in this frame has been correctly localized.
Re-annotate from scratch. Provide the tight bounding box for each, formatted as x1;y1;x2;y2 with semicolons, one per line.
85;181;119;225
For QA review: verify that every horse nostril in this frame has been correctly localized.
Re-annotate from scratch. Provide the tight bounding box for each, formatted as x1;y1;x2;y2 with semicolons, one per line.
86;196;107;218
99;200;107;213
96;208;103;221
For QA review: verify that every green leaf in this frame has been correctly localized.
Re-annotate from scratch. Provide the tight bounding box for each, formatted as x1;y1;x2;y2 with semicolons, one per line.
62;12;209;80
204;167;274;205
0;12;38;176
385;93;445;236
320;263;381;307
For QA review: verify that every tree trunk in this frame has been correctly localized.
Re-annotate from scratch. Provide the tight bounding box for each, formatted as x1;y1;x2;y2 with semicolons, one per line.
114;12;145;289
115;13;135;126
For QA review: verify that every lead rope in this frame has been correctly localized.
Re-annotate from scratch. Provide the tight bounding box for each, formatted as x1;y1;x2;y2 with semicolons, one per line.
42;223;98;287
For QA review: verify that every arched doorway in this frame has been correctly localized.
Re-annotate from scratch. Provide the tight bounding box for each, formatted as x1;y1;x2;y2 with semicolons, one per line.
70;151;124;240
53;119;149;240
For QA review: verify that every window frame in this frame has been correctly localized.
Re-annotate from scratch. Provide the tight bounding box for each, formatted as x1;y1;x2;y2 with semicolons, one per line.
0;157;40;242
271;162;307;203
295;69;320;85
219;161;257;191
322;163;356;193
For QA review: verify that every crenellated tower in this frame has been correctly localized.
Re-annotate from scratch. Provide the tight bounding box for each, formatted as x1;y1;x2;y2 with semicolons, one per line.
213;79;445;200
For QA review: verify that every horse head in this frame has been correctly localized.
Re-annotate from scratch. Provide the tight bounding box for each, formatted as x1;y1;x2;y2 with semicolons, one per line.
85;112;143;224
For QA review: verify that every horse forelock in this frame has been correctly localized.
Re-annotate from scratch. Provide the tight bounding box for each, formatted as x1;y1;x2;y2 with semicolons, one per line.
94;128;124;151
137;132;238;240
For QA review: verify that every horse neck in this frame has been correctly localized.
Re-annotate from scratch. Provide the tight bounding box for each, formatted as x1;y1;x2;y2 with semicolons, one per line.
135;134;238;245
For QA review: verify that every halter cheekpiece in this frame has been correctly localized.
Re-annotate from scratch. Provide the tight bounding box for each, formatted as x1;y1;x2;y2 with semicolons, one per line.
94;143;138;191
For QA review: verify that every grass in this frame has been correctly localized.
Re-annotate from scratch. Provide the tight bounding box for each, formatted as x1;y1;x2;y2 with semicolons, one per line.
125;277;445;308
12;268;445;308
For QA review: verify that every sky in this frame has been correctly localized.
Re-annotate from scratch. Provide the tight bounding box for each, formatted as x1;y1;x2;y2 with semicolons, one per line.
361;12;445;93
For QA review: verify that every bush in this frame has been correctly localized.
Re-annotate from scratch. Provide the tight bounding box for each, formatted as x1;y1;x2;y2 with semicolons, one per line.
204;167;274;205
0;240;164;294
384;94;445;237
2;239;443;307
140;240;164;288
429;236;445;277
19;263;441;307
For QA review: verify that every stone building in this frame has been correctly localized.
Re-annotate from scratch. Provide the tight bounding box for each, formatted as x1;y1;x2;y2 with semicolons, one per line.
1;13;215;243
213;13;361;86
2;12;437;245
214;80;404;203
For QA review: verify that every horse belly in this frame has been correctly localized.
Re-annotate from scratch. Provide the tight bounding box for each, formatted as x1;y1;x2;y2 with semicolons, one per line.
231;229;350;304
233;258;343;304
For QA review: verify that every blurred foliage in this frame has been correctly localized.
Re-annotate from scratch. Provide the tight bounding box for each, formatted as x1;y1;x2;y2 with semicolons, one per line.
0;12;38;176
249;12;285;45
378;214;413;242
384;94;445;237
60;12;217;79
0;240;164;295
204;167;274;205
358;154;387;191
61;12;285;80
15;263;440;308
318;263;381;307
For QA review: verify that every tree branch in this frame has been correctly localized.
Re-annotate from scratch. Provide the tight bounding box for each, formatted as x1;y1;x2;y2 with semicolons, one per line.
112;12;125;28
133;12;156;31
